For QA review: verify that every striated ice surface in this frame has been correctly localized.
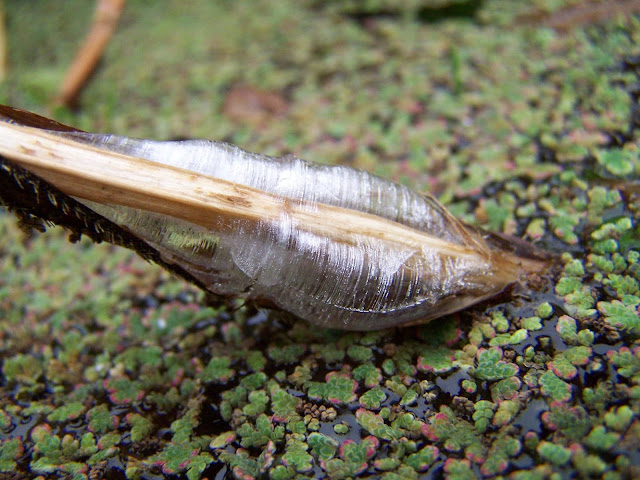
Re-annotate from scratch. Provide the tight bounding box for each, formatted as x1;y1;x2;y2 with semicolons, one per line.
53;132;502;330
57;133;476;246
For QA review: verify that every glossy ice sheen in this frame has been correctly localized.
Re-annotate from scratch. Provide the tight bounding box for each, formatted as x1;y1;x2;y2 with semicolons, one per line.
50;132;522;330
60;133;476;245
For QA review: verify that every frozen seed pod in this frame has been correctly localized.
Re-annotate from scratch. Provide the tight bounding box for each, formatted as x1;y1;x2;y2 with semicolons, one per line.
0;106;551;330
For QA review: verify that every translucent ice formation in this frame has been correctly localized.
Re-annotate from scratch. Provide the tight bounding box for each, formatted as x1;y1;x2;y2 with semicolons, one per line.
0;107;551;330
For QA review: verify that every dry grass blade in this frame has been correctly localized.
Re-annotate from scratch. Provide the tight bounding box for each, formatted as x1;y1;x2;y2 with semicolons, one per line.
0;3;7;81
56;0;125;107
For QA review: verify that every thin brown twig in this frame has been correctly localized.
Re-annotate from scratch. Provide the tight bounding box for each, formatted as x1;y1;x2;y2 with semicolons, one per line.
56;0;125;108
0;1;7;81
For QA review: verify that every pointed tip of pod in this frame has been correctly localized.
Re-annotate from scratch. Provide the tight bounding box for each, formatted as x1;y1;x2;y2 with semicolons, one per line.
479;229;556;298
485;229;554;271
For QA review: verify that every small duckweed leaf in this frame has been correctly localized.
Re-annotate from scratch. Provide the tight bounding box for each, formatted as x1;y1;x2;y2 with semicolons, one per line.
270;389;300;421
373;457;400;471
481;434;521;475
321;457;362;478
577;329;595;346
584;425;620;452
199;356;234;383
573;451;608;477
359;387;387;410
268;464;294;480
539;371;572;401
307;372;357;405
240;372;267;390
242;390;269;417
473;347;519;381
339;436;378;465
564;259;585;278
307;432;338;461
313;344;345;364
550;214;580;245
210;431;236;449
537;441;571;466
2;354;44;385
488;333;511;347
598;301;640;333
104;377;145;405
390;412;424;434
127;413;154;443
0;438;24;473
96;431;120;452
0;410;11;431
246;351;266;371
152;442;201;474
288;365;312;386
596;148;636;177
526;218;546;239
381;359;395;376
87;405;118;434
556;315;578;342
523;316;543;331
186;453;214;480
219;450;259;480
490;376;522;402
355;408;402;441
492;401;520;427
607;347;640;381
536;302;553;319
491;311;509;333
405;445;439;472
548;355;578;380
417;346;454;373
347;344;373;362
423;407;480;453
282;441;313;473
333;423;349;435
490;329;528;346
236;414;285;448
604;405;634;432
31;458;86;476
47;402;85;423
400;388;419;406
563;346;592;366
593;239;619;255
604;273;639;297
170;412;199;445
443;458;475;480
472;401;495;434
556;277;582;296
116;346;163;371
541;403;591;440
268;345;305;364
352;364;382;388
461;379;477;394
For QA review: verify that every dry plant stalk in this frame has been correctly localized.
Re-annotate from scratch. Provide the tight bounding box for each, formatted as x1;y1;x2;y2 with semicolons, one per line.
0;106;551;330
57;0;125;107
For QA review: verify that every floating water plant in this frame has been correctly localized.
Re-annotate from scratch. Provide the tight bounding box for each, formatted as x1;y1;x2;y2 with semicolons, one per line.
0;105;551;330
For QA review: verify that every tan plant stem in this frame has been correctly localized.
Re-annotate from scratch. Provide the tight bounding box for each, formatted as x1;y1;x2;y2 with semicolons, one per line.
57;0;125;107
